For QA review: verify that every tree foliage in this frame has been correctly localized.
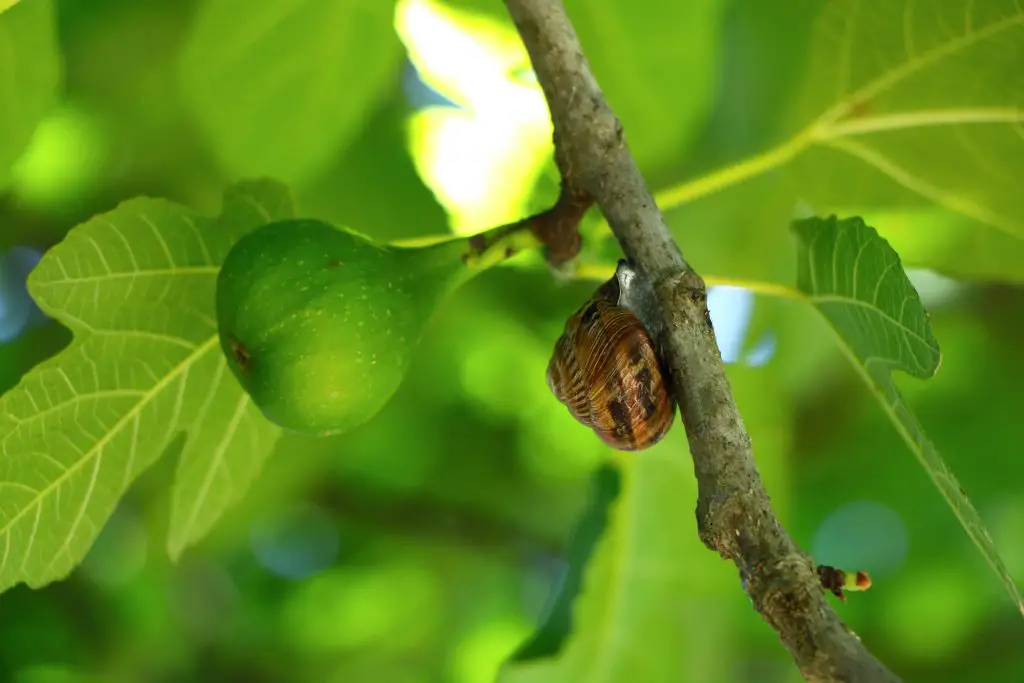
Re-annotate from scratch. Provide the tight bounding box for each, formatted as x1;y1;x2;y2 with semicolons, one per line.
0;0;1021;681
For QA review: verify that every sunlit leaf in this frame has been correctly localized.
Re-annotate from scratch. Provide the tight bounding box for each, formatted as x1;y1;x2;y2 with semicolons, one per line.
0;0;61;189
791;0;1024;234
179;0;403;185
0;180;290;593
793;214;1024;616
166;180;294;557
655;0;1024;287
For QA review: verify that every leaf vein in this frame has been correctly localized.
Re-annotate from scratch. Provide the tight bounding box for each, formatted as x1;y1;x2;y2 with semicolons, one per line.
0;336;218;542
141;213;178;268
809;294;933;349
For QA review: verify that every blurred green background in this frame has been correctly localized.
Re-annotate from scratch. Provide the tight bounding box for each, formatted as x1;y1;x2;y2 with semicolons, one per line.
1;0;1023;681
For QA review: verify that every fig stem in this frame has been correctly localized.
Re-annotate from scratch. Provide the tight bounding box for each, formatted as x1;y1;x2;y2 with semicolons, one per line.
391;217;547;278
461;220;545;271
393;180;591;269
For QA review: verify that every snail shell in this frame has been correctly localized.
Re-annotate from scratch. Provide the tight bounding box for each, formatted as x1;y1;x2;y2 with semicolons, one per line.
546;260;676;451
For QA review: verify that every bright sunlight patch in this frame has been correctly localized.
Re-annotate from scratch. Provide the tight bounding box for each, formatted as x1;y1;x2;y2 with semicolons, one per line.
396;0;553;235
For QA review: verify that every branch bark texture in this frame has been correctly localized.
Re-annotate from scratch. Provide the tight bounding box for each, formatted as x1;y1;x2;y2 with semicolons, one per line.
502;1;901;681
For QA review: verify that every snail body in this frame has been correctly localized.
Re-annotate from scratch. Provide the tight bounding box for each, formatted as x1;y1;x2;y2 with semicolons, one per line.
547;261;676;451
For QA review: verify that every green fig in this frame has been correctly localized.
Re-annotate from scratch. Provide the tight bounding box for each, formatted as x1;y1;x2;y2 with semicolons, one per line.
216;218;500;435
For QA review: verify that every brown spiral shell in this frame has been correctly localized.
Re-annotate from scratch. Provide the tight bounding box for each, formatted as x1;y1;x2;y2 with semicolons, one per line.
546;265;676;451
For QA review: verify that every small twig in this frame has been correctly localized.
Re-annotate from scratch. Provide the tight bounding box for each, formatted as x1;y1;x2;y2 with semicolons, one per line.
530;172;592;265
502;0;900;681
465;174;592;266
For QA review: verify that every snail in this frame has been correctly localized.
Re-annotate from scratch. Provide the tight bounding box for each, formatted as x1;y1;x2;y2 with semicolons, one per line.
546;260;676;451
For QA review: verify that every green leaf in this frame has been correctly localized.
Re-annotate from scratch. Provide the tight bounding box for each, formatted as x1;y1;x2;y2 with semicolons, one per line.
296;89;449;243
790;0;1024;236
0;180;290;593
562;0;729;175
179;0;403;185
498;452;702;683
840;207;1024;284
654;0;1024;287
166;179;294;557
793;215;1024;616
0;0;62;189
654;0;819;288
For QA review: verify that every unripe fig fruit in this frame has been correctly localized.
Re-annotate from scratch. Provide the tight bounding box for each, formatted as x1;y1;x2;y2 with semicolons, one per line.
216;219;474;435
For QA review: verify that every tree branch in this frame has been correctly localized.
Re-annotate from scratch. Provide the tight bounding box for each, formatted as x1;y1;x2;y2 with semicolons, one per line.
502;1;901;681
